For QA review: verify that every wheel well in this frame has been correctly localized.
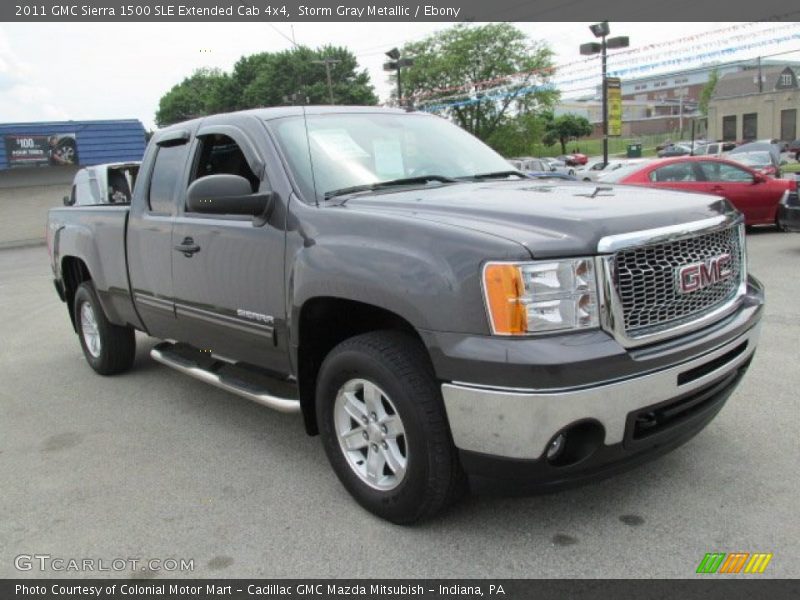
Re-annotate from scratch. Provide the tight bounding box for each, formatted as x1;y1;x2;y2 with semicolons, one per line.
297;297;426;435
61;256;92;330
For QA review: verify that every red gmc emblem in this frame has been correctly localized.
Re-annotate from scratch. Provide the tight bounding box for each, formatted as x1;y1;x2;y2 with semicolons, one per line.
677;253;733;294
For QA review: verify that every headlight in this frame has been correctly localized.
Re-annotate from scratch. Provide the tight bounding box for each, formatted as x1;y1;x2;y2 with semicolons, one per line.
482;258;599;335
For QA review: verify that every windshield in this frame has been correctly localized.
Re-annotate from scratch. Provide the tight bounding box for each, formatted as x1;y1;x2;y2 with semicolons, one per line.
266;112;516;201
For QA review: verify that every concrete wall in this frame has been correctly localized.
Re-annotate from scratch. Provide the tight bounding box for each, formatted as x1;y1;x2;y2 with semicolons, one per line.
0;167;77;248
707;90;800;141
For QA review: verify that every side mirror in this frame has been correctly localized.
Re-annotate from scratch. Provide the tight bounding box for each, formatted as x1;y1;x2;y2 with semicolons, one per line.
63;195;72;206
753;172;766;184
186;174;274;222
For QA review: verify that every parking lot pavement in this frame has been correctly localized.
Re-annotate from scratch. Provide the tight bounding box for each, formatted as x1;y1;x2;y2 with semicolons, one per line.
1;232;798;580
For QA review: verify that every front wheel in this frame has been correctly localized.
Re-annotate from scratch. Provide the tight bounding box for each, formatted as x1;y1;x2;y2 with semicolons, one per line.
316;331;465;524
74;282;136;375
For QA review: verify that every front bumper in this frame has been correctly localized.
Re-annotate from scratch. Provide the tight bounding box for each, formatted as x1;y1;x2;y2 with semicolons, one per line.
436;276;764;484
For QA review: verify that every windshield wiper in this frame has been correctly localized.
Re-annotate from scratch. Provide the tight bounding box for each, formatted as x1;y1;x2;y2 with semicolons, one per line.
462;170;527;180
324;175;457;200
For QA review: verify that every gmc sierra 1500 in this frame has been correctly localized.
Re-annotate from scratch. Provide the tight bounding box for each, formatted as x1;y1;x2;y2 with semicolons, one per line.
47;106;764;523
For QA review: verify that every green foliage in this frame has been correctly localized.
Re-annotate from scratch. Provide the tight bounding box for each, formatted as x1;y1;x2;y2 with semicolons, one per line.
699;69;719;116
541;113;594;154
401;23;559;143
154;46;377;127
485;113;546;157
155;68;229;128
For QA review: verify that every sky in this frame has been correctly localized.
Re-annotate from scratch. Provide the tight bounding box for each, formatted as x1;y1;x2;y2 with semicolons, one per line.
1;21;799;130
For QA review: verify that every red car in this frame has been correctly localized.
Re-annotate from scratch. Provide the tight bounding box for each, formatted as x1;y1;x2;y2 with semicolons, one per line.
603;156;798;227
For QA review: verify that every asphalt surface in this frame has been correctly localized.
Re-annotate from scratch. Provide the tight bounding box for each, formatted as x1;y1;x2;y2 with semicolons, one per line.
1;231;798;579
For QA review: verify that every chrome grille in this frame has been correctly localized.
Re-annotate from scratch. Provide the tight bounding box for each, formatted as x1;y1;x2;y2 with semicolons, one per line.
613;225;743;335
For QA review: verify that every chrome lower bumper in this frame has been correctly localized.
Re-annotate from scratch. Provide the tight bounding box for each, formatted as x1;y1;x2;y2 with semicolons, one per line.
441;323;760;460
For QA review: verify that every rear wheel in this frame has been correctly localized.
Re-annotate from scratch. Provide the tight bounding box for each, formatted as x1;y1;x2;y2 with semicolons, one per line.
73;282;136;375
316;331;465;523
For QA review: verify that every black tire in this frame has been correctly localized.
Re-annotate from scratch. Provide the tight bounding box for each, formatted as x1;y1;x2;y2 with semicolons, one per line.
73;282;136;375
316;331;466;524
776;215;788;233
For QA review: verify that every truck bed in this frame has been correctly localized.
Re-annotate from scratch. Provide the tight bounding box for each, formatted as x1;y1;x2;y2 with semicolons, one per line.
48;205;141;329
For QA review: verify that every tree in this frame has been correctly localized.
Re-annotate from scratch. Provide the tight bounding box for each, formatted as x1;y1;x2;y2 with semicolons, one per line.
542;113;594;154
154;46;377;127
155;68;229;127
232;45;377;108
485;112;546;157
699;68;719;116
400;24;558;143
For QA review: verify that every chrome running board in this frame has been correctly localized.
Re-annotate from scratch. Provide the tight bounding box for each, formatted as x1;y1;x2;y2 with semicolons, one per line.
150;342;300;414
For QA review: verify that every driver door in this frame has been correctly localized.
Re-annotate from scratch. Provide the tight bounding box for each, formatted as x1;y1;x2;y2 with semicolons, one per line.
170;123;288;372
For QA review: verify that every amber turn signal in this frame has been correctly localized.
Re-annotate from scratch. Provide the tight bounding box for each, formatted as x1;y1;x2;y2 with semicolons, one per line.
483;263;527;335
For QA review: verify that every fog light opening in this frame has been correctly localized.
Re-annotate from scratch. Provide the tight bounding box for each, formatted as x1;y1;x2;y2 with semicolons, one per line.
546;421;605;467
546;433;567;461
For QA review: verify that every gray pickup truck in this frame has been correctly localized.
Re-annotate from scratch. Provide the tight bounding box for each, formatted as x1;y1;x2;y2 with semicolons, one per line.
47;106;764;523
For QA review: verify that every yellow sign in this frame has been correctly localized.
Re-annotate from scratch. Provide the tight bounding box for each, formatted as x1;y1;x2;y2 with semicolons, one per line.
607;77;622;137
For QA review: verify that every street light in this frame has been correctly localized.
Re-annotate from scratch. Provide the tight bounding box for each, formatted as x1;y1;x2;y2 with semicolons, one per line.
580;22;629;166
383;47;414;108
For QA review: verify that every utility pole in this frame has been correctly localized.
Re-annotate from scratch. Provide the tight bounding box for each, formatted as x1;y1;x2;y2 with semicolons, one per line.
312;58;340;104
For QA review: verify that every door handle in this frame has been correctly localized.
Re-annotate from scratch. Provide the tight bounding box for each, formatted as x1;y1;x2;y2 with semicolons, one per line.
710;185;724;193
174;237;201;257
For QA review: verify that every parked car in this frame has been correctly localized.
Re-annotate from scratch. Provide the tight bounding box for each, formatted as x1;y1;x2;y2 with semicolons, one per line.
47;106;763;523
600;156;797;227
557;153;588;166
542;156;576;176
787;139;800;161
727;151;780;178
509;157;555;176
63;162;140;206
729;141;782;176
777;179;800;232
657;144;692;158
578;159;650;182
694;141;737;156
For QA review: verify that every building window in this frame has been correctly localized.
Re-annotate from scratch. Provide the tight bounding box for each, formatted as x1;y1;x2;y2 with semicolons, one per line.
742;113;758;141
781;73;793;86
722;115;737;142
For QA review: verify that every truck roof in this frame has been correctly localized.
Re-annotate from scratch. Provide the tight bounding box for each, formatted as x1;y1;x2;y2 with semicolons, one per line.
156;105;417;134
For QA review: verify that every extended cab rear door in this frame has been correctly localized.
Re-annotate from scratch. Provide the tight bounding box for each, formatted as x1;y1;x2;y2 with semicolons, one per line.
170;117;289;372
127;128;194;341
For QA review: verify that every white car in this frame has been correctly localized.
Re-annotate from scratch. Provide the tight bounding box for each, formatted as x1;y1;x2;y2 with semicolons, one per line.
542;157;576;177
63;162;140;206
577;159;649;182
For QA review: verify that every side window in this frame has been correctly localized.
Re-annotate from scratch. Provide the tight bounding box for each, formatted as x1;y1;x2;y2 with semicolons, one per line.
649;163;698;182
148;144;189;214
190;134;259;193
698;162;752;183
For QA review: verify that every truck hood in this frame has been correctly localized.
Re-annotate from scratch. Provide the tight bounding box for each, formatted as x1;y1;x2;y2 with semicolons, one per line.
337;180;733;257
